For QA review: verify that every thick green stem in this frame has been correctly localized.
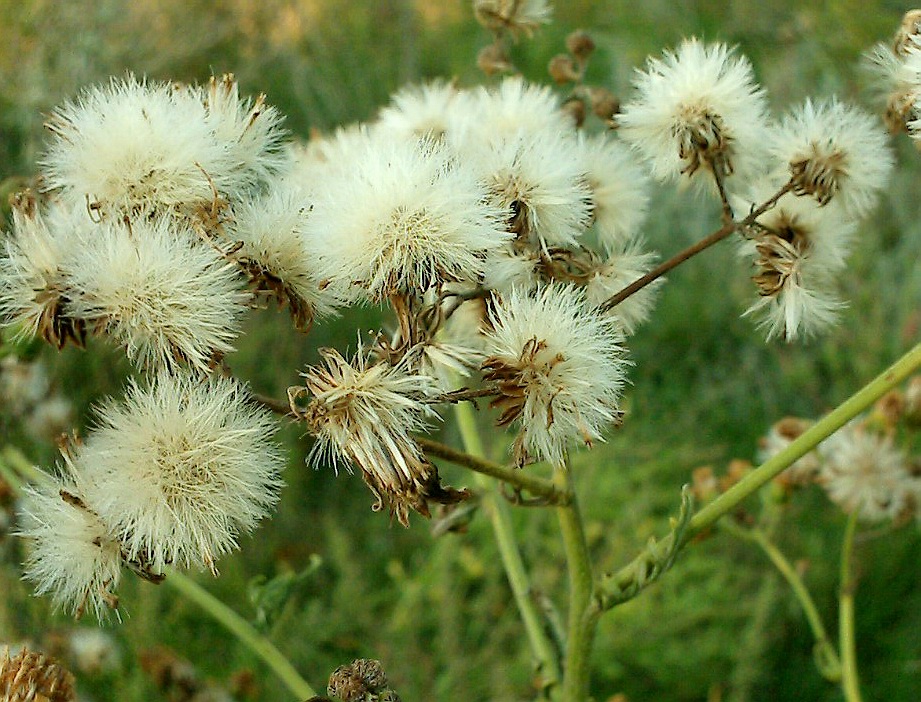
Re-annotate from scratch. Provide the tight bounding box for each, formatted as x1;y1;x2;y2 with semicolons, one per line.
165;571;317;701
417;436;566;504
600;342;921;605
453;402;562;695
839;511;863;702
554;467;597;702
724;521;841;681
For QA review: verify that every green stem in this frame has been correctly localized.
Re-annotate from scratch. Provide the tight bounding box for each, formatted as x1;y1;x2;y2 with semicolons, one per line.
600;342;921;605
724;522;841;681
554;466;597;702
417;437;566;504
453;402;562;695
839;511;863;702
165;571;317;701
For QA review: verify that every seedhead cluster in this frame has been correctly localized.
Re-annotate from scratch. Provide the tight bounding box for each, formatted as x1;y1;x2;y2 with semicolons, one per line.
0;4;905;637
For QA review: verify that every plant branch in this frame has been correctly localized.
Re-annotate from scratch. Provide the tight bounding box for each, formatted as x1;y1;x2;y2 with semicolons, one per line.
164;571;317;701
554;466;598;702
598;341;921;607
839;511;863;702
418;437;567;504
722;520;841;682
599;180;794;312
453;402;562;696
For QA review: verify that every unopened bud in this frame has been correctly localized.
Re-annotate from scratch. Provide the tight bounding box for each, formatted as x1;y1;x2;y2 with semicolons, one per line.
477;43;514;76
588;86;619;122
328;659;399;702
894;9;921;56
549;54;580;84
561;98;586;128
1;646;76;702
566;30;596;61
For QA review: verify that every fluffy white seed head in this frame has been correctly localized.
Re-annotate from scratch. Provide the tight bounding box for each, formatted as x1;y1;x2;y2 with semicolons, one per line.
0;195;86;347
199;73;287;199
376;80;460;141
451;77;574;139
578;133;650;252
65;216;249;372
298;346;461;526
41;76;219;217
229;182;344;328
482;284;628;467
819;422;914;522
758;417;821;486
619;39;770;188
584;246;662;335
482;246;541;293
452;127;592;248
771;99;893;217
18;474;123;620
305;131;508;300
77;372;284;572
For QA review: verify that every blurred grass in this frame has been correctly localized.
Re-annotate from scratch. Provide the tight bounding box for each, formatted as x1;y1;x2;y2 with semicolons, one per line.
0;1;919;701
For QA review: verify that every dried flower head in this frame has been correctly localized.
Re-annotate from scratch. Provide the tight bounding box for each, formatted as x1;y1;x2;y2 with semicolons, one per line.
65;216;248;373
230;182;343;330
482;284;628;467
619;39;769;187
294;346;467;526
1;646;76;702
306;131;507;300
77;372;283;573
0;194;86;348
584;246;662;335
771;99;893;216
18;473;123;620
759;417;820;486
819;422;915;522
474;0;552;39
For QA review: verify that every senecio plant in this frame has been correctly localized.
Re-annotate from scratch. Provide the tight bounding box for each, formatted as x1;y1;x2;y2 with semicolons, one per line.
1;3;920;701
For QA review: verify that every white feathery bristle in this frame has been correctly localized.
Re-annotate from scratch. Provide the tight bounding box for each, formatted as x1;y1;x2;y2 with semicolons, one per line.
304;131;508;299
578;132;650;252
18;474;122;620
451;76;574;139
770;98;893;217
483;284;628;467
77;372;284;573
619;39;770;189
376;80;460;141
65;216;248;372
584;245;661;335
482;246;541;293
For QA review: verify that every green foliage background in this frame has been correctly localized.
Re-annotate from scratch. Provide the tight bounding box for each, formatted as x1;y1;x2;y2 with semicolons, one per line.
0;1;919;701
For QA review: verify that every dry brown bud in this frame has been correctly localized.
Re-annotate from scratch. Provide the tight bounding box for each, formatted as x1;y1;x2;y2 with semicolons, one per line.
691;465;718;502
588;87;619;122
719;459;751;493
549;54;580;84
873;390;905;427
477;42;514;76
894;9;921;55
328;659;399;702
561;98;587;128
0;647;76;702
566;30;596;61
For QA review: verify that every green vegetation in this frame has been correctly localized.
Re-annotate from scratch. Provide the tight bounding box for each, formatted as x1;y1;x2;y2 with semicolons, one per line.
1;2;919;701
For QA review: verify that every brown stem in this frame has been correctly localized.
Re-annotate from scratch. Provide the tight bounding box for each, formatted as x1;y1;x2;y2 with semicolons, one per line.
599;180;795;312
417;437;568;505
252;391;294;417
432;387;499;405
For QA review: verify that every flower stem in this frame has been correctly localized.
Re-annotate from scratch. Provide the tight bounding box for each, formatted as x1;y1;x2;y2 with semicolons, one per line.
599;341;921;605
554;466;598;702
723;521;841;681
418;437;567;504
165;571;317;701
453;402;562;695
599;180;794;312
839;511;863;702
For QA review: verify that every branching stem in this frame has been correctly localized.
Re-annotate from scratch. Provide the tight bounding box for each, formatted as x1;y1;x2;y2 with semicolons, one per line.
599;341;921;606
453;402;563;696
418;437;567;504
165;571;317;701
600;180;795;312
839;511;863;702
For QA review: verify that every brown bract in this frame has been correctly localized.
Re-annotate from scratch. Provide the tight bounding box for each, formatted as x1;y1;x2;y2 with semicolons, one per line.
0;647;76;702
